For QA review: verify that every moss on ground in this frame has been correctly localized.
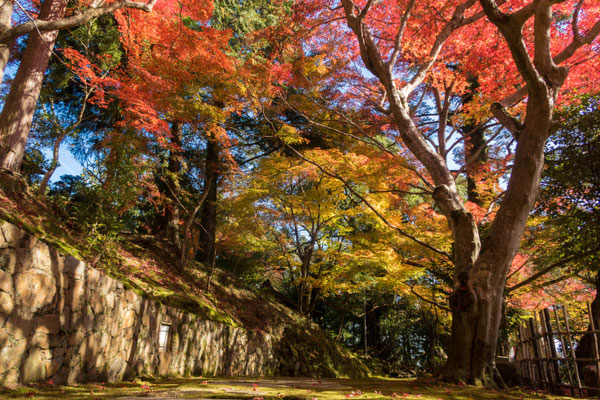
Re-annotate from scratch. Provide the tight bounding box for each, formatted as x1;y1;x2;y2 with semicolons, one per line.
0;377;581;400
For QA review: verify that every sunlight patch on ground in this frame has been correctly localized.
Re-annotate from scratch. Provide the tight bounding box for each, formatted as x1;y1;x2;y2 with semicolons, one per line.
0;376;579;400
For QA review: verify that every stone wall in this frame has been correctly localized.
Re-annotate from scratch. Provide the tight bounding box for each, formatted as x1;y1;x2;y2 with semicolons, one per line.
0;221;275;384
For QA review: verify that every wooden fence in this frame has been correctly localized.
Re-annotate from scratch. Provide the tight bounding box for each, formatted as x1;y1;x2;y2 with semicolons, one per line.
515;304;600;397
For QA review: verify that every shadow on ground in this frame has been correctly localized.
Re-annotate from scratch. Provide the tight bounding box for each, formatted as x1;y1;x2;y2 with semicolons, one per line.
0;376;580;400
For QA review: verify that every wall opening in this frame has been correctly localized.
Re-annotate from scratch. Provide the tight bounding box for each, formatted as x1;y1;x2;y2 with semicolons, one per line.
159;323;170;351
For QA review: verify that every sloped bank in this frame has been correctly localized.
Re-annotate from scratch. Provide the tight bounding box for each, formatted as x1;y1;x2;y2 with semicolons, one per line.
0;221;367;384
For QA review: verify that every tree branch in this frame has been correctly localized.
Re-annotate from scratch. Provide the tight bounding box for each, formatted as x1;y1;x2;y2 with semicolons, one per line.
507;248;600;294
0;0;159;44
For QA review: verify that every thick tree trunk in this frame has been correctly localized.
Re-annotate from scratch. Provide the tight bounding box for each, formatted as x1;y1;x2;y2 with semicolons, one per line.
0;0;68;172
366;301;382;353
165;122;183;250
197;136;219;265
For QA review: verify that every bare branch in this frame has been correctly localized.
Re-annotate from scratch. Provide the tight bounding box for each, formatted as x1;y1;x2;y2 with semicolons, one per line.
0;0;159;44
284;145;452;259
507;247;600;294
490;102;522;138
387;0;416;71
402;0;478;96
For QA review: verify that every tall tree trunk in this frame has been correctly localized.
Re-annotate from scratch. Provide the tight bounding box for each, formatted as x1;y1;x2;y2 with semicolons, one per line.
444;92;555;384
179;184;211;269
197;136;219;265
366;301;381;354
0;0;68;172
38;131;65;195
165;122;183;250
0;0;13;85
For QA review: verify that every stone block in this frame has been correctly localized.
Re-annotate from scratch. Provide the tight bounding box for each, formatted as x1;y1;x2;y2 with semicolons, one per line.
104;291;115;310
99;276;113;295
89;292;103;315
45;356;64;377
28;244;52;274
125;290;137;304
0;291;14;315
61;306;71;331
64;256;85;279
5;315;33;341
81;313;94;334
52;346;66;358
0;222;22;249
79;336;100;368
22;348;47;382
35;314;61;335
0;251;17;275
68;280;85;311
109;320;119;338
13;270;56;313
106;356;126;382
0;269;12;292
122;309;137;330
31;332;51;349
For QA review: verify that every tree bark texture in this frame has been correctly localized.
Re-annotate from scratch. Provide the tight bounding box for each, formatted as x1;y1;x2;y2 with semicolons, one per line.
0;0;68;172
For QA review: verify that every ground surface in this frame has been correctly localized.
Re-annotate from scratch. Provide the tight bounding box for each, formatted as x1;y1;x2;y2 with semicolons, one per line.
0;377;579;400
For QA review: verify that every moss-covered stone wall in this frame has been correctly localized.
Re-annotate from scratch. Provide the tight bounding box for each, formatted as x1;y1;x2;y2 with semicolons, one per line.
0;221;275;384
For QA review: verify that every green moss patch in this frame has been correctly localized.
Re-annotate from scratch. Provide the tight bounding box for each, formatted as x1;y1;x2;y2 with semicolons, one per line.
0;377;579;400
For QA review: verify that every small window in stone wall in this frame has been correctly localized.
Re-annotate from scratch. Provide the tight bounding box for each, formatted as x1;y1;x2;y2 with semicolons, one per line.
159;324;170;351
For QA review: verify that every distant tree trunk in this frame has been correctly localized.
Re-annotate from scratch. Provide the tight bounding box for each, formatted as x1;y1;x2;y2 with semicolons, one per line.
366;302;382;354
0;0;68;172
197;136;219;265
461;78;489;206
363;297;368;357
179;185;210;269
165;122;183;250
38;132;65;195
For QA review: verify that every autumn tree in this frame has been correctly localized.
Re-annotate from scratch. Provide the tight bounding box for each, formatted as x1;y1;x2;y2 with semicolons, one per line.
293;0;600;384
0;0;161;172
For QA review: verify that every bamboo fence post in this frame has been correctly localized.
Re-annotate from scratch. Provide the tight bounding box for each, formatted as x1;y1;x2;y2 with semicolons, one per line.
519;322;533;385
519;322;533;382
540;309;557;392
554;306;575;393
524;320;536;385
563;305;583;396
587;303;600;390
544;308;563;389
529;316;546;390
536;311;550;389
516;323;525;380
